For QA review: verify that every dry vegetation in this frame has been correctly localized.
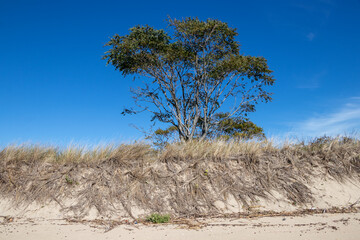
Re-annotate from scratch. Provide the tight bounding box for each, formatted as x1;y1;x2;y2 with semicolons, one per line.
0;137;359;218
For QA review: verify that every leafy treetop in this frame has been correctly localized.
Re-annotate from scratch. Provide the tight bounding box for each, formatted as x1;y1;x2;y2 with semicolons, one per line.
104;17;275;141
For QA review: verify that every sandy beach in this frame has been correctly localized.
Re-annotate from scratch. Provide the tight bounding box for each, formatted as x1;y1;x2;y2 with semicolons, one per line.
1;212;360;240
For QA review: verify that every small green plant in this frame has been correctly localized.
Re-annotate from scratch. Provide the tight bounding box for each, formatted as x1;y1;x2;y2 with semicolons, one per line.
146;213;170;223
65;175;74;185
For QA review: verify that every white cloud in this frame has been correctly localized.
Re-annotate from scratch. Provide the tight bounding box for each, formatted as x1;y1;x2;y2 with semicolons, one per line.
288;98;360;138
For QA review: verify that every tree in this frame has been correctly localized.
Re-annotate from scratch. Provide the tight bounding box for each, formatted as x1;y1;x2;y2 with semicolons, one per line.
103;17;275;141
211;113;265;140
152;112;265;147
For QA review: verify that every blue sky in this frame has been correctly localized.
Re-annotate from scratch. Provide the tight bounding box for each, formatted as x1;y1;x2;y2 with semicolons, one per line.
1;0;359;146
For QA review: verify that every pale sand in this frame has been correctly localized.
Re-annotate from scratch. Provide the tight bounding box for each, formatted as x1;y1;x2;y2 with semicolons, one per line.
1;177;359;239
1;213;360;240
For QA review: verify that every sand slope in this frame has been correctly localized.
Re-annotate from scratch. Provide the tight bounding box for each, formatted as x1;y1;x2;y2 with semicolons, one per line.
1;140;360;239
1;177;360;240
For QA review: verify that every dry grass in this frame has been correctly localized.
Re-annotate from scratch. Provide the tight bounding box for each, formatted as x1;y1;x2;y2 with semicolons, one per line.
0;137;359;218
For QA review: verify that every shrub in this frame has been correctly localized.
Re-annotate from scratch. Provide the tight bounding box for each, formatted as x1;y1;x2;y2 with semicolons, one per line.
146;213;170;223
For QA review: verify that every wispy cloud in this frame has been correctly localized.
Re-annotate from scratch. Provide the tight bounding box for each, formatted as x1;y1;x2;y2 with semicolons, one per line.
290;0;335;41
318;0;336;7
288;98;360;137
296;70;327;89
307;32;315;41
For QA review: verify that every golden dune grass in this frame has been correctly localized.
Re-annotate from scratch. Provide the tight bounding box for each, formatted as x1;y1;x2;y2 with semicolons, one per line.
0;137;359;218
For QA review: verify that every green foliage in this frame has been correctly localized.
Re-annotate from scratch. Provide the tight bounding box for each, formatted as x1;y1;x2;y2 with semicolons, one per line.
146;213;170;223
151;126;178;148
104;26;172;76
151;115;264;146
154;126;178;136
65;175;74;185
213;113;265;140
104;17;275;141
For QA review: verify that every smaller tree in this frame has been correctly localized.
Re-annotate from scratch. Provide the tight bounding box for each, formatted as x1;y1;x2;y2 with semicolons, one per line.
151;126;178;148
151;113;265;147
212;113;265;140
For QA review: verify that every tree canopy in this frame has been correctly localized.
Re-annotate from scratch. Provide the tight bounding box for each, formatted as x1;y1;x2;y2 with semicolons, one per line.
104;17;275;141
152;113;265;147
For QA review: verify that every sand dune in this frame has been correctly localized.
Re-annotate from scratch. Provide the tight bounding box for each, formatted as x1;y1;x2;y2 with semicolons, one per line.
1;139;360;239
